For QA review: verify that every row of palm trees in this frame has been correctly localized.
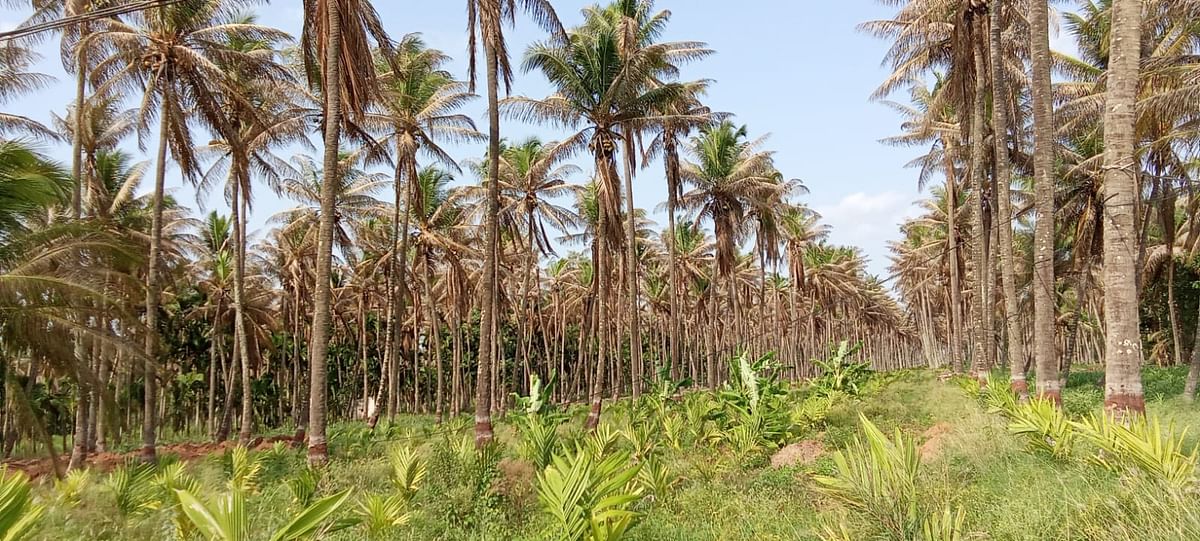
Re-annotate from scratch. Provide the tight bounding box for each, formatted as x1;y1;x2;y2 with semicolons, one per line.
879;0;1195;412
0;0;922;471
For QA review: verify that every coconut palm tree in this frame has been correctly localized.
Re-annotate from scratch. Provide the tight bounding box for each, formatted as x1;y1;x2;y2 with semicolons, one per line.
0;42;54;140
987;0;1028;395
51;95;136;217
644;80;718;380
677;120;782;382
194;14;299;446
273;152;390;262
92;0;288;463
361;34;481;420
299;0;397;464
479;138;581;392
464;0;564;448
510;5;705;424
877;75;968;371
407;167;472;421
1100;0;1146;416
1029;0;1060;402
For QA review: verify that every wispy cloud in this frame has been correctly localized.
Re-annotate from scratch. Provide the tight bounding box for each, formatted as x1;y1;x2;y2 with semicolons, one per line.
815;191;921;278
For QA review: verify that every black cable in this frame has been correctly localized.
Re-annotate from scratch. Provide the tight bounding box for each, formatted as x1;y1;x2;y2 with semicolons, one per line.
0;0;191;43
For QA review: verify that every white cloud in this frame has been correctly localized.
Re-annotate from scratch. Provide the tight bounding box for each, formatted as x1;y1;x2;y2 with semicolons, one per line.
815;191;921;278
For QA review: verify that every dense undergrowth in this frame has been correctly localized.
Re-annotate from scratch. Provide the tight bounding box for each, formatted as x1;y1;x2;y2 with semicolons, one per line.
6;355;1200;540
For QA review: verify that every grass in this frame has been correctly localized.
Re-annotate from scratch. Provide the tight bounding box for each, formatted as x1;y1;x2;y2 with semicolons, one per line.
20;366;1200;540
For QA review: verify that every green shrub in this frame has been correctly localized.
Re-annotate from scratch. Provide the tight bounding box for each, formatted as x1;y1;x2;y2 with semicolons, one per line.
1143;365;1187;401
811;341;873;397
285;467;321;509
54;469;92;508
517;414;565;470
1062;387;1103;417
1007;398;1076;459
173;487;355;541
1073;413;1199;490
813;414;965;541
106;462;162;519
354;493;410;539
226;446;264;493
388;444;427;501
0;469;43;541
1072;477;1200;540
536;446;644;541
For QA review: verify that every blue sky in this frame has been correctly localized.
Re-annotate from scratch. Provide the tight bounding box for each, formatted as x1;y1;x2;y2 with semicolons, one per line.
0;1;1079;278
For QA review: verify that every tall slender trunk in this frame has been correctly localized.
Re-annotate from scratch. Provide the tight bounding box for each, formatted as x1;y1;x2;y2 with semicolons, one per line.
474;42;501;447
232;170;253;445
422;251;444;423
71;30;88;218
67;334;90;471
968;19;992;380
587;170;612;430
1101;0;1145;417
1158;176;1183;367
142;90;172;464
622;136;642;400
990;1;1026;395
206;300;220;436
307;0;344;464
1030;0;1060;402
943;143;965;371
66;42;91;470
358;291;369;418
1184;301;1200;400
388;149;417;420
664;137;682;381
95;339;110;453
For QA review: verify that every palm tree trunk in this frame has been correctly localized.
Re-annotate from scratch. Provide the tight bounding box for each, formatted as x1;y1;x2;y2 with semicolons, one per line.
232;170;253;445
206;301;220;436
141;91;172;464
1101;0;1145;417
665;137;682;380
422;251;444;423
1158;176;1184;367
622;138;643;400
989;0;1027;396
1030;0;1061;402
71;38;87;219
452;309;463;416
67;337;90;471
943;143;965;371
390;153;419;420
587;190;610;430
95;339;110;453
968;18;992;381
474;41;501;447
359;291;369;418
307;0;344;464
1184;301;1200;400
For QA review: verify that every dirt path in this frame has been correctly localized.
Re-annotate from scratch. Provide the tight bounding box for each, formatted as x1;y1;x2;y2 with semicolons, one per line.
3;434;301;481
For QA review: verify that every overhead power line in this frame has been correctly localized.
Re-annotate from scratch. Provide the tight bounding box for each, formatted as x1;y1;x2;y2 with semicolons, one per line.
0;0;191;43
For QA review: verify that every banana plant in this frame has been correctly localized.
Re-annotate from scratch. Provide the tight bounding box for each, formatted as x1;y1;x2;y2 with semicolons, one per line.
811;341;872;397
174;488;356;541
